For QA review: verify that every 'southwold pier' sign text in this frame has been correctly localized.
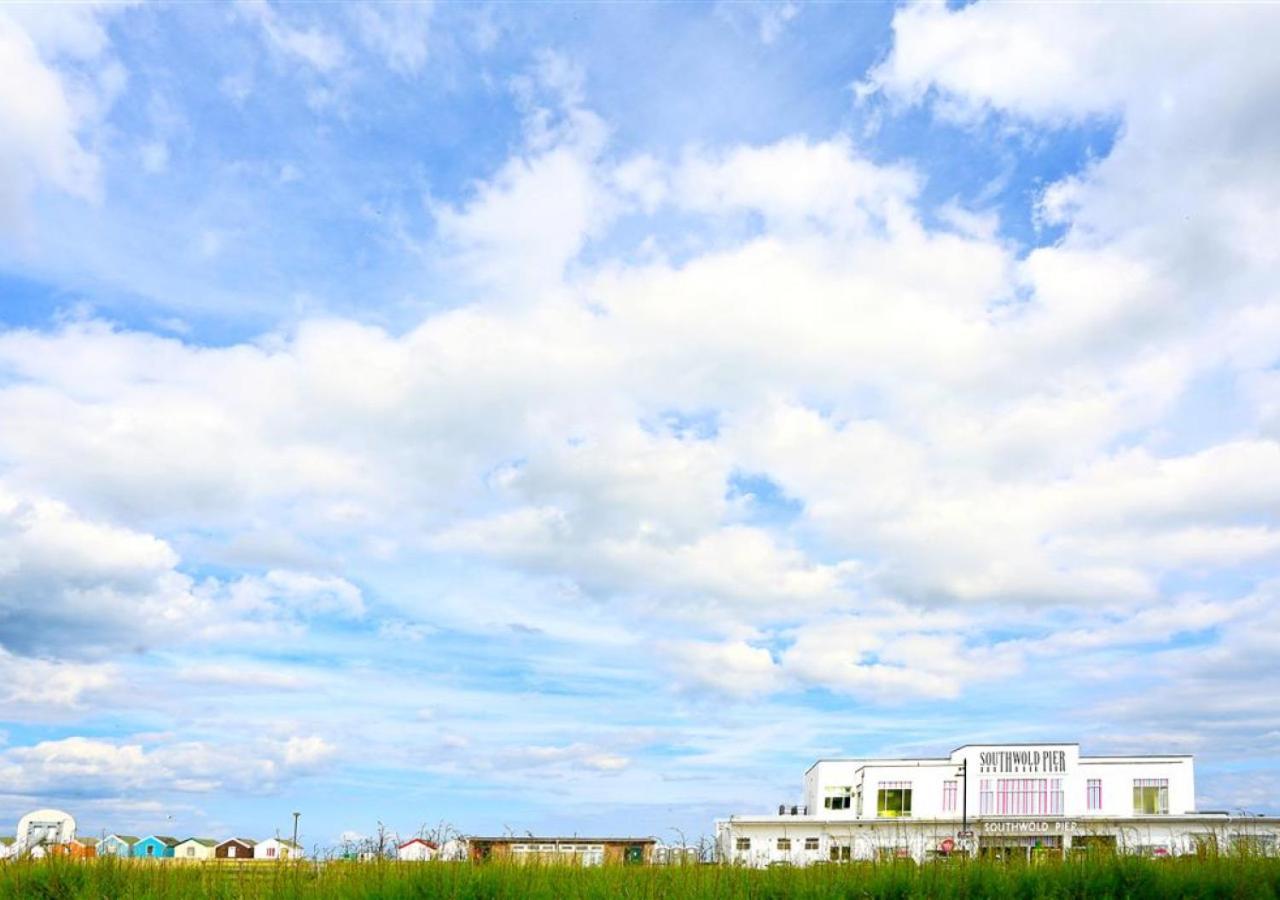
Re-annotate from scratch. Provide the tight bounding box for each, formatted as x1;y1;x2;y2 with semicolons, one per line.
982;820;1078;835
978;749;1069;774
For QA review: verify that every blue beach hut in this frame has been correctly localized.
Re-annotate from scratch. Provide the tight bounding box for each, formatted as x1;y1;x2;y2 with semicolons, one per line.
133;835;179;859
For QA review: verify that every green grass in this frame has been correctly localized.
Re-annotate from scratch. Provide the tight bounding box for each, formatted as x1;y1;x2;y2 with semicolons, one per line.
3;856;1280;900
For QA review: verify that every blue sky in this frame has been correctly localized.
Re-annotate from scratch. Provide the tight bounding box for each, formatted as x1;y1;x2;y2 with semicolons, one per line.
2;0;1280;849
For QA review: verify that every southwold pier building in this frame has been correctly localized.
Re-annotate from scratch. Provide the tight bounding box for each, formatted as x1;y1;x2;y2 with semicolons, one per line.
717;743;1280;864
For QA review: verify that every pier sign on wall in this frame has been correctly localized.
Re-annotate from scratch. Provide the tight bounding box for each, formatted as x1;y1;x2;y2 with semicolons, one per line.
982;820;1078;835
977;747;1071;774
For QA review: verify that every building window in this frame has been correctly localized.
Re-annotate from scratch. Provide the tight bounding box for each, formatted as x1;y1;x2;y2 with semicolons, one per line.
823;787;853;810
877;781;913;817
146;845;155;856
1232;834;1276;856
829;844;850;862
979;779;992;815
989;778;1064;815
943;780;957;812
804;838;819;851
735;838;750;851
776;838;791;851
267;847;276;858
186;847;195;857
1133;778;1169;815
1087;778;1102;811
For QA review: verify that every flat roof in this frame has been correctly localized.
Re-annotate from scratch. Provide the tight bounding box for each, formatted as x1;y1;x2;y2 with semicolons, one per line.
806;744;1193;773
724;813;1278;825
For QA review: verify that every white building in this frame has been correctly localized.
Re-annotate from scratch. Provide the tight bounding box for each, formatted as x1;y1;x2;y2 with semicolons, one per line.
397;838;438;861
437;838;468;861
174;838;218;860
255;837;304;860
15;809;76;853
718;742;1280;864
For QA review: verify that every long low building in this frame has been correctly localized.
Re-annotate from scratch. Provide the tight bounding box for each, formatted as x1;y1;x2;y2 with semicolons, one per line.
466;836;656;865
717;742;1280;864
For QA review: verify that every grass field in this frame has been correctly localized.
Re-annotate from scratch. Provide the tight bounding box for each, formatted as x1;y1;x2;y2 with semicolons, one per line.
3;856;1280;900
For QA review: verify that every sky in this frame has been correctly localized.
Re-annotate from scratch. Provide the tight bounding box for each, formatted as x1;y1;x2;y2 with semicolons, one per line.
2;0;1280;849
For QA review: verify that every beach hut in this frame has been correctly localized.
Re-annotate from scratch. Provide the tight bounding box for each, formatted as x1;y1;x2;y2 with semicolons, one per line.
174;837;218;860
397;838;438;861
215;837;256;860
255;837;303;860
98;835;139;857
133;835;179;859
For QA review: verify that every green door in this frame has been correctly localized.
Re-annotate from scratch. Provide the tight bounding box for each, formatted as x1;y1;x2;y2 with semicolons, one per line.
624;845;644;865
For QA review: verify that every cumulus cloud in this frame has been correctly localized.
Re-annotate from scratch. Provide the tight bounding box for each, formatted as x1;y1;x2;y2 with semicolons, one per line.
0;733;337;801
0;650;115;709
2;1;1280;826
0;484;202;657
0;482;364;659
2;111;1277;691
0;5;125;227
433;52;612;294
663;640;782;698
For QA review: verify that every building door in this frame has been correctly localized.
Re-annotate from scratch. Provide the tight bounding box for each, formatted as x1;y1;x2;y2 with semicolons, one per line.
1071;835;1116;857
624;845;644;864
980;836;1062;862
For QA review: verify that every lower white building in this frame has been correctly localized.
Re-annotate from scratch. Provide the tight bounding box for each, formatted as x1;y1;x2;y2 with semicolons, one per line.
437;838;468;861
397;838;438;861
174;838;218;860
14;809;76;853
255;837;304;860
717;742;1280;864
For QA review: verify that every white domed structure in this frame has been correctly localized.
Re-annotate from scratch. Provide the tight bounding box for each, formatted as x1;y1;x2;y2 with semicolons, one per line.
16;809;76;851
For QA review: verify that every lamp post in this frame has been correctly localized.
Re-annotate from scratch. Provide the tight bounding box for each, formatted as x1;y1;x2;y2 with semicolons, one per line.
955;759;969;843
292;812;300;860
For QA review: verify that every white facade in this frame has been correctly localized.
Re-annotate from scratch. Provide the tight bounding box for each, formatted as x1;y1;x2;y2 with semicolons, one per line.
174;838;217;860
437;838;468;861
255;837;304;860
398;838;438;861
719;742;1280;865
15;809;76;852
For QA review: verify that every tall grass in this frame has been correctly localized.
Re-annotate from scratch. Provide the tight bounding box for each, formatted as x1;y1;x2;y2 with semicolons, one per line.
3;855;1280;900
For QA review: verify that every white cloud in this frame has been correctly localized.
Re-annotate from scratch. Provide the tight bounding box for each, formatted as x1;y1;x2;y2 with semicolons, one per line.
353;2;432;76
174;662;316;691
0;733;337;800
781;615;1010;701
663;640;782;698
238;0;346;74
757;2;799;45
675;137;918;234
504;742;630;774
3;6;1280;727
282;734;336;769
0;650;115;709
0;484;202;657
0;10;111;227
0;482;364;659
